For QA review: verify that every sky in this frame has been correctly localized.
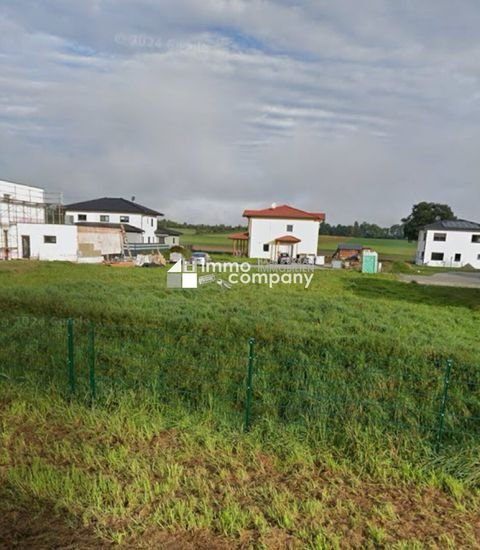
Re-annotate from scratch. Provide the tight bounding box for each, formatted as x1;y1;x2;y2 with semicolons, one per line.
1;1;480;226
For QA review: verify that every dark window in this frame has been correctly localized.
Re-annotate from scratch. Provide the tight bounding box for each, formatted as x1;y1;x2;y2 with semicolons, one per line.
286;224;293;232
477;254;480;260
78;214;87;221
472;234;480;243
454;253;461;262
431;252;444;261
100;215;109;222
120;216;130;223
263;244;269;252
433;233;446;241
44;235;57;244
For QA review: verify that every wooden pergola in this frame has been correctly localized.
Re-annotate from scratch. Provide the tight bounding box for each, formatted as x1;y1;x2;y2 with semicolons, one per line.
228;231;249;256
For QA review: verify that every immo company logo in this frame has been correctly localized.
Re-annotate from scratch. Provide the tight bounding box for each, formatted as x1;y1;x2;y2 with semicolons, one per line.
166;260;198;289
167;260;315;290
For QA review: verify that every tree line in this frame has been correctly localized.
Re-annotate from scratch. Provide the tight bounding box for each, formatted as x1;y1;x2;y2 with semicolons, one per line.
160;202;458;242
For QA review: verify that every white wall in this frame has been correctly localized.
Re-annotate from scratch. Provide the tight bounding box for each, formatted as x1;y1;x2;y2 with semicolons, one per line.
416;229;480;268
14;223;78;261
0;180;45;225
65;209;158;243
248;218;320;259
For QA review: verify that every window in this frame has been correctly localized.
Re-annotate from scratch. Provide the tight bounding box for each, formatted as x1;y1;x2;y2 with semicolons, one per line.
286;224;293;232
120;216;130;223
100;215;110;222
454;253;461;262
433;233;446;241
263;244;270;252
78;214;87;221
431;252;444;261
151;218;154;227
44;235;57;244
477;254;480;260
472;234;480;243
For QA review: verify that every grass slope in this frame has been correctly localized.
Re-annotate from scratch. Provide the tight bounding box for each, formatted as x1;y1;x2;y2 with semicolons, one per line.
0;261;479;547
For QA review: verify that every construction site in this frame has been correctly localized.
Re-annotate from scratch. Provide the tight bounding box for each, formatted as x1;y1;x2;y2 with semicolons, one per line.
0;180;64;260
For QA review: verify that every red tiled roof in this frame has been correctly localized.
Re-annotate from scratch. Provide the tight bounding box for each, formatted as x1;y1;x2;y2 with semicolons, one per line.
274;235;301;243
243;204;325;221
228;231;249;240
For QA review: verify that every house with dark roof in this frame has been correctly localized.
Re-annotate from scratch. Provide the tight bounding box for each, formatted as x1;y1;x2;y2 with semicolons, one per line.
416;219;480;268
229;203;325;259
65;197;163;244
155;226;182;247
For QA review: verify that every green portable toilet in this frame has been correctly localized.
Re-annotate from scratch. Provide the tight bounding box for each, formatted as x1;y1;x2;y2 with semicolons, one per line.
362;251;378;273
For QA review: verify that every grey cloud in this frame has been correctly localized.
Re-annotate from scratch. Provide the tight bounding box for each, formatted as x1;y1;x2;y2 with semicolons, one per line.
0;1;479;225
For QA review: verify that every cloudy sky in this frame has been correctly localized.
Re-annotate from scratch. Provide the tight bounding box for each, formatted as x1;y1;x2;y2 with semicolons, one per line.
1;1;480;225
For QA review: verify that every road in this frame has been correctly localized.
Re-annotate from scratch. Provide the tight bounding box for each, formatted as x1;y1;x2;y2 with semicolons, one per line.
399;271;480;289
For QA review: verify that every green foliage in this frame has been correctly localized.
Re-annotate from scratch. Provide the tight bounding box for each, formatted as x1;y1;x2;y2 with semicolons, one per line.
402;202;456;241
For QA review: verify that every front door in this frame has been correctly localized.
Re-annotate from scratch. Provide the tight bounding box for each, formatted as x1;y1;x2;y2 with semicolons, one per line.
21;235;30;259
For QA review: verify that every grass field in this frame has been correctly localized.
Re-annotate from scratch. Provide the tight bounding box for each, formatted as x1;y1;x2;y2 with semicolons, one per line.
0;260;479;548
179;231;417;261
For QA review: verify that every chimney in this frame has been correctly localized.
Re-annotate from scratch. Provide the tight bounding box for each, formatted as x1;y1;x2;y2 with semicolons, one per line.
271;202;277;209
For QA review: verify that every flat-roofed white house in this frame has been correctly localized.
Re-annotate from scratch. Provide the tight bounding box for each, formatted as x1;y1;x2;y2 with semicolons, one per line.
229;204;325;260
416;219;480;269
65;197;163;244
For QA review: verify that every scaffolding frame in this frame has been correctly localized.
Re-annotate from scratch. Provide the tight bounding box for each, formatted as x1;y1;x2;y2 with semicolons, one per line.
0;184;64;260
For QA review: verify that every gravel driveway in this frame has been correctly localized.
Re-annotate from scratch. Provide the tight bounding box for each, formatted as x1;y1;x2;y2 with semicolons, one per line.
399;271;480;289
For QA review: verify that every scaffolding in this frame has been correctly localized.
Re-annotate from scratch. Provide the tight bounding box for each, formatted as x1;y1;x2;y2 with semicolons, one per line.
0;181;64;260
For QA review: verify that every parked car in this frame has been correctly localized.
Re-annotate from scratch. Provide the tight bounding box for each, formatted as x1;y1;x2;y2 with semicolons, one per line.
278;252;291;264
191;251;211;268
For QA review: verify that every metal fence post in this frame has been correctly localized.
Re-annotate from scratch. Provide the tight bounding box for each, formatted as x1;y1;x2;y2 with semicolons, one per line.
89;322;96;402
435;359;453;452
67;319;76;396
244;337;255;432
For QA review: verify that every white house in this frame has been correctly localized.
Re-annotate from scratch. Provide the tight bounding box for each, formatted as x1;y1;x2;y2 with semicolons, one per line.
230;204;325;260
416;219;480;269
155;227;182;247
65;197;163;244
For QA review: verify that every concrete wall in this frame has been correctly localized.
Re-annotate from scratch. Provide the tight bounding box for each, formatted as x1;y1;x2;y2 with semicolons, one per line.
416;229;480;268
247;217;320;259
65;210;158;243
15;223;78;261
77;226;123;257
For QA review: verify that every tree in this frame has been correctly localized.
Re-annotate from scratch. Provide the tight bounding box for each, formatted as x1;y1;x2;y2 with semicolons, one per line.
401;202;456;241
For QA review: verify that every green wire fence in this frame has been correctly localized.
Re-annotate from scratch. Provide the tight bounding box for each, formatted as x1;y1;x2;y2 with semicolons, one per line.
0;315;478;452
